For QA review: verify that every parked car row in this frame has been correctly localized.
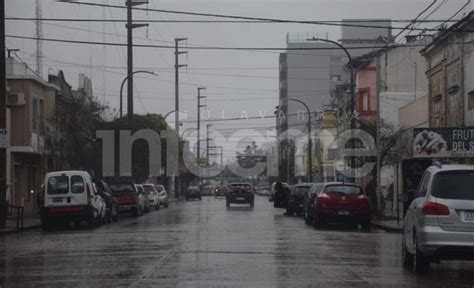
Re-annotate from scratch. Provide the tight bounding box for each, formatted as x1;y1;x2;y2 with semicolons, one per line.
270;181;372;230
40;170;169;230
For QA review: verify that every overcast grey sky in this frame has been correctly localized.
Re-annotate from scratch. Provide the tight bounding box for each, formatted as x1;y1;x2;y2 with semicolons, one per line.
5;0;473;159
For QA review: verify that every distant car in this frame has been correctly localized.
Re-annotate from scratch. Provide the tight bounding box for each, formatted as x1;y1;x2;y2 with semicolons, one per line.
94;180;119;223
143;184;160;210
185;186;202;200
155;185;169;208
214;186;228;197
286;183;312;216
201;185;214;196
226;182;255;207
135;184;150;212
403;164;474;273
109;182;145;217
257;185;271;196
41;171;104;230
308;182;371;229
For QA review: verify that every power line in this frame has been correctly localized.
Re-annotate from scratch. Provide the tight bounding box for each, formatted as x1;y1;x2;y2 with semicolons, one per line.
5;16;463;23
10;34;474;51
58;1;467;32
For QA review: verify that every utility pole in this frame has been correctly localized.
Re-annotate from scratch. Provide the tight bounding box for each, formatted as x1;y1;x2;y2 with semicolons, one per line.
206;124;213;165
376;55;382;215
174;38;187;198
0;0;7;228
126;0;148;127
35;0;43;77
174;38;188;137
197;88;206;185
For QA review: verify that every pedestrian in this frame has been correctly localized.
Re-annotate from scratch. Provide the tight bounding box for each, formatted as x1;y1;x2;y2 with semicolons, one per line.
282;185;292;216
273;182;284;208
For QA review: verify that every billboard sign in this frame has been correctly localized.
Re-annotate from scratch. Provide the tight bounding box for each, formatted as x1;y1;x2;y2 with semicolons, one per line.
413;128;474;158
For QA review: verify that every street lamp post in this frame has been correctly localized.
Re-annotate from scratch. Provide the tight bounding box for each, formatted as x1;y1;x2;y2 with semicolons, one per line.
288;98;312;182
120;70;157;120
307;37;354;121
307;37;355;181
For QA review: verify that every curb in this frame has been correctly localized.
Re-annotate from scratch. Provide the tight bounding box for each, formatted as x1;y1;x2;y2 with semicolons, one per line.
0;224;41;236
372;222;403;233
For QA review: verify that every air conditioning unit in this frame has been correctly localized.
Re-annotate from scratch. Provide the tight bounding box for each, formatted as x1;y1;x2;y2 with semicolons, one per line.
7;92;26;106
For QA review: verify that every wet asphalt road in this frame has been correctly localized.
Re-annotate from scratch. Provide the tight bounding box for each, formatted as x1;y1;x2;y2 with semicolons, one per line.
1;196;474;287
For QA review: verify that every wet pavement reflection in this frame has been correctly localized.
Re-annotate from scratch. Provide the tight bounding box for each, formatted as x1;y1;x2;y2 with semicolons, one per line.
1;196;474;287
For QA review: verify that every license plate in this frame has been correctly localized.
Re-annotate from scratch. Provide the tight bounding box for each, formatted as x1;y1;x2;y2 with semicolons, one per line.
465;211;474;221
236;197;245;201
53;198;63;203
338;210;349;216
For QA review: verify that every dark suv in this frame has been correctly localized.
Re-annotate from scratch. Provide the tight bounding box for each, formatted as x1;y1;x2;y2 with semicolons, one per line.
226;182;255;207
287;183;312;216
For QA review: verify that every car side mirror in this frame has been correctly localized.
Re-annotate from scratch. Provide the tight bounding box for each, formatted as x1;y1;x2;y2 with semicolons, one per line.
400;193;410;203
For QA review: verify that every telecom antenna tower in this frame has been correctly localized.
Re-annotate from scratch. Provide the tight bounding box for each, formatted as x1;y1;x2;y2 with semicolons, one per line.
35;0;43;77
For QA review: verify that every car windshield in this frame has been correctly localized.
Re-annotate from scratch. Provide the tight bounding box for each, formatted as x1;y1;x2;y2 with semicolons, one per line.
47;176;69;194
325;185;361;195
109;184;135;195
156;186;164;192
432;171;474;200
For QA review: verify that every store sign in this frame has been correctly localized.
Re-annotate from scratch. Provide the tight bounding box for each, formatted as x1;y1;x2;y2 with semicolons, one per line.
414;128;474;158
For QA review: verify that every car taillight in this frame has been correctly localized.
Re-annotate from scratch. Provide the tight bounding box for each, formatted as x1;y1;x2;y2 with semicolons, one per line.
422;201;450;216
318;193;330;200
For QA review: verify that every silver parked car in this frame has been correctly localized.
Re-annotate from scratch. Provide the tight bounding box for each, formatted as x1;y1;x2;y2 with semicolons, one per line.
403;163;474;273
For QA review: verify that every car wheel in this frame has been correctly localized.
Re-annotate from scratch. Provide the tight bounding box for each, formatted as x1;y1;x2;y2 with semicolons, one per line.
304;211;311;225
199;197;202;200
164;202;169;208
361;217;371;231
402;235;413;268
313;213;321;229
112;213;119;222
413;234;429;273
87;215;95;228
41;220;51;231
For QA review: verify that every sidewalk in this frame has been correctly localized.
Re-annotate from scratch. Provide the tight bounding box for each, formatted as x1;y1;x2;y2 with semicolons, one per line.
372;217;403;233
0;216;41;236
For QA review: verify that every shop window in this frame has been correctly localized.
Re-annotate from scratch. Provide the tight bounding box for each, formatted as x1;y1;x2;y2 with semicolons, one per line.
468;90;474;110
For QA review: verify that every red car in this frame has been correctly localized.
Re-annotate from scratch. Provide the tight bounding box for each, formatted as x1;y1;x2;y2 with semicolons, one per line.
312;183;371;230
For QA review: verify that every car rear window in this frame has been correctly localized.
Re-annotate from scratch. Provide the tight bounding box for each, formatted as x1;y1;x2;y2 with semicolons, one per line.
109;183;136;195
47;176;69;194
71;176;85;193
432;171;474;200
229;184;252;189
143;185;155;193
293;186;311;195
325;185;361;195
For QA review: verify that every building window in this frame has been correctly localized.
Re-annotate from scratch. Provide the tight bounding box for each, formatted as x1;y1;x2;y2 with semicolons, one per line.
468;90;474;110
32;96;40;132
361;90;369;112
331;75;342;81
331;57;342;64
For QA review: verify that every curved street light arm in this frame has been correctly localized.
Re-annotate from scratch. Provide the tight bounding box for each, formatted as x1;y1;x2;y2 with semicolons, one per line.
120;70;157;118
